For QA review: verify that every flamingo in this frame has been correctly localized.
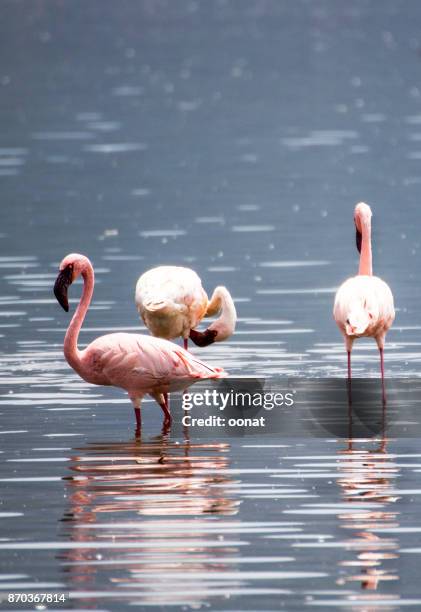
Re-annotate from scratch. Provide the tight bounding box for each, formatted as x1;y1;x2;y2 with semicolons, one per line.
135;266;237;350
333;202;395;384
53;253;226;429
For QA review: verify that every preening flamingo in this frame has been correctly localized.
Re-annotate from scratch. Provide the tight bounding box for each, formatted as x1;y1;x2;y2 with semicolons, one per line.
53;254;226;429
333;202;395;383
135;266;237;350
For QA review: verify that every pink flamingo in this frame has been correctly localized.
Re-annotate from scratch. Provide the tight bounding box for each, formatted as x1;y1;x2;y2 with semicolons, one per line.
333;202;395;383
53;253;226;429
135;266;237;350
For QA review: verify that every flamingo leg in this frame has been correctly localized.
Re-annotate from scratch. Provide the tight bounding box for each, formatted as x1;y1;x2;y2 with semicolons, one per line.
161;420;171;436
159;399;172;425
182;339;188;395
130;396;141;430
379;347;387;404
379;347;385;380
347;351;352;380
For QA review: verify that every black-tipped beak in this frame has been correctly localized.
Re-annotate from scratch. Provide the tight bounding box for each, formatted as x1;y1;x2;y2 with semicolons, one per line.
355;226;362;253
189;328;218;347
53;266;73;312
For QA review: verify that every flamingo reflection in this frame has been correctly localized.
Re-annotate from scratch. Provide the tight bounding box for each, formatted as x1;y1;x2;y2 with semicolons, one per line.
335;406;400;597
59;429;240;606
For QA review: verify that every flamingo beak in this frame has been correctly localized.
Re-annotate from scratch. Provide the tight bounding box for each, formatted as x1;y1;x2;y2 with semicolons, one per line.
189;328;218;347
54;266;73;312
355;224;362;253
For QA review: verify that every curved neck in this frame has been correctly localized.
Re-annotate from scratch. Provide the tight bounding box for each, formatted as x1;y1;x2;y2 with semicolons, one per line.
358;219;372;276
64;265;94;371
207;286;237;335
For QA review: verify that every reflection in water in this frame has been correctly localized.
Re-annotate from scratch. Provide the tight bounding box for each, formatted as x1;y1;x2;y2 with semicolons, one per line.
60;430;240;607
335;406;400;602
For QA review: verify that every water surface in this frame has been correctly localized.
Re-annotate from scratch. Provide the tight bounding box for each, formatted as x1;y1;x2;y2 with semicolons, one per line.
1;1;421;609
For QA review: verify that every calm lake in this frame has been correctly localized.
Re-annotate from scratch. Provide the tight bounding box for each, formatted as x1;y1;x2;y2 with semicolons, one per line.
1;1;421;609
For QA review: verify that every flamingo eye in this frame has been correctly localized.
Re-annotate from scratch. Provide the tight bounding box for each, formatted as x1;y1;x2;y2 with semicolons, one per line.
346;318;350;325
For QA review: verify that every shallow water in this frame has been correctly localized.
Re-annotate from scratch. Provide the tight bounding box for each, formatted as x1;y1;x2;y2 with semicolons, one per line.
1;0;421;609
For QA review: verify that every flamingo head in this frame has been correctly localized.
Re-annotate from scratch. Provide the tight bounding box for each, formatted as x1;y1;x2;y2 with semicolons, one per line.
345;299;377;336
189;321;232;347
54;253;91;312
354;202;372;253
190;286;237;347
189;328;218;347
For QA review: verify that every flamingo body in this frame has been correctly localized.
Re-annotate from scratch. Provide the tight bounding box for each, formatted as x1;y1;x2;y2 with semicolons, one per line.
135;266;208;341
135;265;237;347
54;254;226;429
79;332;223;394
333;202;395;382
334;275;395;344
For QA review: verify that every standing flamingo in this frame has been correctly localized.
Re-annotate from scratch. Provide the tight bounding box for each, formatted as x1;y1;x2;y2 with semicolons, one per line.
135;266;237;350
333;202;395;383
53;254;226;429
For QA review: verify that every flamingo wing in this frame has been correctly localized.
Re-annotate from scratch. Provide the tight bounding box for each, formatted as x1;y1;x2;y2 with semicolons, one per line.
83;333;225;394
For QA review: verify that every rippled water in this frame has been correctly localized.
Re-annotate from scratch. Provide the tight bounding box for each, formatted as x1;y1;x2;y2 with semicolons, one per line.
2;0;421;609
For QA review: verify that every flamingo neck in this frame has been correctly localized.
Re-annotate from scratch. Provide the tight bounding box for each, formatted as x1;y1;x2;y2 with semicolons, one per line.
358;219;372;276
64;264;94;372
208;286;237;339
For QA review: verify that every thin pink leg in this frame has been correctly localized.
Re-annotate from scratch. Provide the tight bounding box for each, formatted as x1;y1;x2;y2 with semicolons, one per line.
379;348;385;380
161;420;171;436
379;348;386;404
159;400;171;425
346;351;353;405
130;396;141;429
182;340;188;395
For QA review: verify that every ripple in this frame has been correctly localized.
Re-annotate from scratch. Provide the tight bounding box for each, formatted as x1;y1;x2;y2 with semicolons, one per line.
131;188;151;197
139;229;186;238
112;85;143;96
0;540;249;550
87;121;121;131
84;143;147;153
0;157;25;167
32;131;94;140
281;130;358;149
195;216;225;224
232;225;275;232
0;148;28;155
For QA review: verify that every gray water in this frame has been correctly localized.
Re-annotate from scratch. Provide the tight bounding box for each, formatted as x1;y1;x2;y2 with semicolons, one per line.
1;0;421;609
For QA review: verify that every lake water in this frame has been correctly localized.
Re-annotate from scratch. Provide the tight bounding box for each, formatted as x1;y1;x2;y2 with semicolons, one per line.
1;0;421;609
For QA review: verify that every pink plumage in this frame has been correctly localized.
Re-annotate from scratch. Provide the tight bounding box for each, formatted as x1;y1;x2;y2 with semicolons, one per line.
82;333;224;393
53;253;226;429
333;202;395;386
